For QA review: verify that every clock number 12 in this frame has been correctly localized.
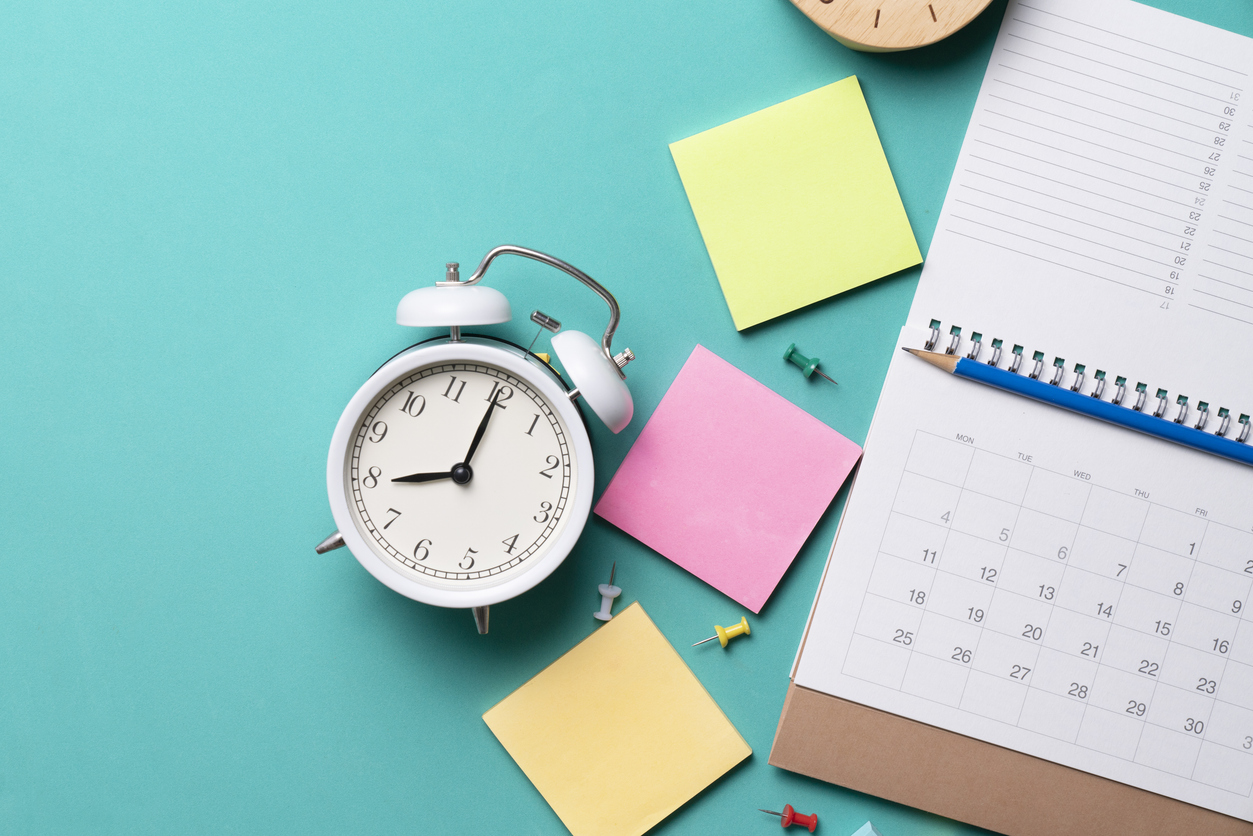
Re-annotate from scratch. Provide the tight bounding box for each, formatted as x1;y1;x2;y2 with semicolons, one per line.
484;382;514;408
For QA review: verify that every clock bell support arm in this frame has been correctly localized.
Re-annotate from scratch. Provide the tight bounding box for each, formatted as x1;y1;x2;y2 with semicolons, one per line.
444;244;629;380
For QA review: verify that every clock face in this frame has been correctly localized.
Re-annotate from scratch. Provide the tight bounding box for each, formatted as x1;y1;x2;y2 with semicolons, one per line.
343;361;579;589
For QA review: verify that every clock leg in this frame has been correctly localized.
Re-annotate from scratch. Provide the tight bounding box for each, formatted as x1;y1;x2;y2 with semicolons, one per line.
472;606;490;635
314;530;345;554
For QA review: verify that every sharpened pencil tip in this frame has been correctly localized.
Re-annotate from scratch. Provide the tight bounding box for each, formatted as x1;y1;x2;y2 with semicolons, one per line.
904;346;960;372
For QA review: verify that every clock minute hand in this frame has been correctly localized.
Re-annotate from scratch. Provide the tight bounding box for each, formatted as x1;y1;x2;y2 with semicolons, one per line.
391;470;453;483
393;390;500;486
463;389;501;466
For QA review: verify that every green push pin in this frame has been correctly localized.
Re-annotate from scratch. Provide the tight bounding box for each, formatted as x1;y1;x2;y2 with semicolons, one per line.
783;343;837;385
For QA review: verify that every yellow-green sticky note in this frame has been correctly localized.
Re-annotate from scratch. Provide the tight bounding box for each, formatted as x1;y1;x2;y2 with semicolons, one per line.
669;76;921;330
483;603;750;836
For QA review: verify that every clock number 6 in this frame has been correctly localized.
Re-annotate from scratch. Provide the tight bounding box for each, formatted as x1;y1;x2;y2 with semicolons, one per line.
539;455;560;479
413;539;431;561
460;547;478;570
534;501;552;523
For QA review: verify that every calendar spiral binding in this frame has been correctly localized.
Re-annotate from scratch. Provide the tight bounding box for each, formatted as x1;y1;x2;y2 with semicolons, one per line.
923;319;1252;444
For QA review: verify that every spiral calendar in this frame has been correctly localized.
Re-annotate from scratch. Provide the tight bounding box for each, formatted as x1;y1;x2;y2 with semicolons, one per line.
838;415;1253;796
780;0;1253;829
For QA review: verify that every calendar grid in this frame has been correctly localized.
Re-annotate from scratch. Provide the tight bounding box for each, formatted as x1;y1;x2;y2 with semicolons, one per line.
841;430;1253;798
858;509;1252;684
1131;516;1209;777
845;599;1253;733
839;629;1252;788
1074;491;1145;753
964;474;1030;717
1013;474;1092;731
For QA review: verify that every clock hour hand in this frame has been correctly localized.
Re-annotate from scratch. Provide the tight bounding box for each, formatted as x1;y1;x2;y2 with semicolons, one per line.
463;389;501;466
391;470;453;483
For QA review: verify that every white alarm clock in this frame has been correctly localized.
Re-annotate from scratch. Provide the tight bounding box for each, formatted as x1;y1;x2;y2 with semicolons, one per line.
315;245;635;633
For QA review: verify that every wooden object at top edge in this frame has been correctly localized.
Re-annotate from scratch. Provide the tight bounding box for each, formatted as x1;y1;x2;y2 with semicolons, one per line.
790;0;996;52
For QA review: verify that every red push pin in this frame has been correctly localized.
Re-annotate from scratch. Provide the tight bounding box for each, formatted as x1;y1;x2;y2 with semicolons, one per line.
759;804;818;832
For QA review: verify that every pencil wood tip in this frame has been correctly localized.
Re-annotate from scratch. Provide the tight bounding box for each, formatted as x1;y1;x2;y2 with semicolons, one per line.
904;347;959;372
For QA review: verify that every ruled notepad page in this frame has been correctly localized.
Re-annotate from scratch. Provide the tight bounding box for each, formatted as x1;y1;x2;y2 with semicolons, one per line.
896;0;1253;405
793;0;1253;821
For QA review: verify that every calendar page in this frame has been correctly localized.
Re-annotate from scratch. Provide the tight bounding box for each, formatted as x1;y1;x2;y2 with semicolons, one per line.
793;334;1253;820
792;0;1253;820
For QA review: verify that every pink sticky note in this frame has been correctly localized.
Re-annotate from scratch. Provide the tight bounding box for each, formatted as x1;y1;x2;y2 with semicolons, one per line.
595;345;862;613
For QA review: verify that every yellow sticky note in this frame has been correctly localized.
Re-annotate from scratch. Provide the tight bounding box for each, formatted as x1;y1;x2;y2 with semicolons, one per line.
669;76;921;330
483;603;750;836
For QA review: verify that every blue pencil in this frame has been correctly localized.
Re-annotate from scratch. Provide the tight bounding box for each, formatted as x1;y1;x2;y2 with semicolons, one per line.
905;348;1253;468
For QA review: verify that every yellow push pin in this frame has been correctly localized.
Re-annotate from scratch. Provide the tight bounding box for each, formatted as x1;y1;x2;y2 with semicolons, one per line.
692;617;751;648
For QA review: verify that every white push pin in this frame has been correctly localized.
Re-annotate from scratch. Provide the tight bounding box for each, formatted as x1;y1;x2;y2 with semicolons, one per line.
593;562;621;622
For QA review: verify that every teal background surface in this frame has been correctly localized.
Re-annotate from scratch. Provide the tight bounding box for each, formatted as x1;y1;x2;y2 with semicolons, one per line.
3;1;1251;834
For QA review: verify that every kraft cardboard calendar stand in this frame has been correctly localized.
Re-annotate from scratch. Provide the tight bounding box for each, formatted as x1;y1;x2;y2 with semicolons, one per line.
769;505;1253;836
